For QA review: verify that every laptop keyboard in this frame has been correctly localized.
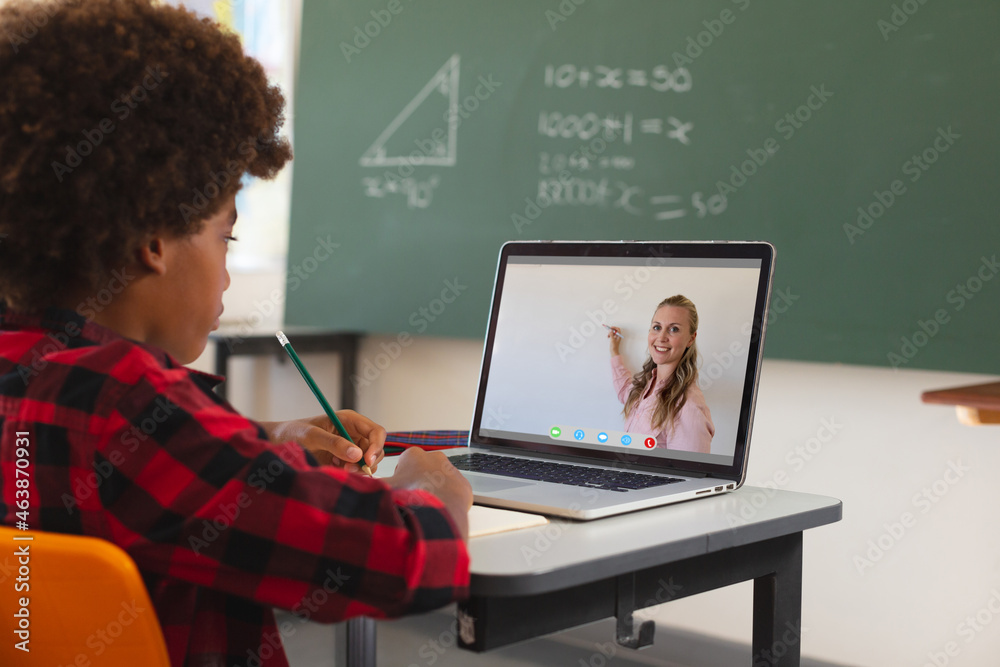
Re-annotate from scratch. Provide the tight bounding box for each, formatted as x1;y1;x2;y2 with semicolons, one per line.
449;452;684;493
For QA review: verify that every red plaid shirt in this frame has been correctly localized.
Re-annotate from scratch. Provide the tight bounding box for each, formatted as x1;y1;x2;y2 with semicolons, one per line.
0;306;469;666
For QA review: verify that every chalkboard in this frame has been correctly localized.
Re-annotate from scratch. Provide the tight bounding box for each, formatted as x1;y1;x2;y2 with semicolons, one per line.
286;0;1000;374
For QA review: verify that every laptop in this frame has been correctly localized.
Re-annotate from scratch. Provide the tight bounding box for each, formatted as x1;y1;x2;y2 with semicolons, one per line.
445;240;775;519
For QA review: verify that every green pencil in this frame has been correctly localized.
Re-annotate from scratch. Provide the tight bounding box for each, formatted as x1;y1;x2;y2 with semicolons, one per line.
276;331;373;476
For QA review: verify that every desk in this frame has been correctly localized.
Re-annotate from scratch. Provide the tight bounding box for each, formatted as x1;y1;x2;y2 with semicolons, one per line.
207;328;361;407
338;485;841;667
921;381;1000;425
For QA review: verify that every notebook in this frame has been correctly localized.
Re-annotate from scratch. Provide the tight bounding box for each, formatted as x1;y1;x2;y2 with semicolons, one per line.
445;240;775;520
467;505;548;538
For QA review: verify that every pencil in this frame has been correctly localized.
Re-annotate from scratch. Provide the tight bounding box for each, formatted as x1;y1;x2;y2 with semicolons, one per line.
275;331;374;476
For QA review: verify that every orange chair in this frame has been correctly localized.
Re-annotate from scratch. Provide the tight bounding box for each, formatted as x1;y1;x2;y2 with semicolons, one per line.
0;526;171;666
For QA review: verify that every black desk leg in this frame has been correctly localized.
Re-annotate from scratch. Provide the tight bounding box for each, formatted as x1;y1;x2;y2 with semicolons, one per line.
752;532;803;667
339;336;358;412
346;617;376;667
214;341;231;401
615;572;655;649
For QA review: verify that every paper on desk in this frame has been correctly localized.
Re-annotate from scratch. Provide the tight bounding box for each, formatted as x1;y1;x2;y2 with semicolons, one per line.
468;505;548;538
366;465;547;536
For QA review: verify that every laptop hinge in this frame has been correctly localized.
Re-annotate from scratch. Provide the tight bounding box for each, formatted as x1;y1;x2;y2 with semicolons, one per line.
469;444;710;477
651;467;708;478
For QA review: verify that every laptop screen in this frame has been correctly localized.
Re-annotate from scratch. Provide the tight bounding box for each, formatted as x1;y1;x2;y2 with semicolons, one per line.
471;241;775;480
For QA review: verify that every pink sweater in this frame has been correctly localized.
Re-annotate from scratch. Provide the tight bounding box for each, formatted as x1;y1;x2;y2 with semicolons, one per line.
611;355;715;454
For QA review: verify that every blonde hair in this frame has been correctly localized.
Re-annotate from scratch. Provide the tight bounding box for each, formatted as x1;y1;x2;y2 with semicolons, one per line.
623;295;700;433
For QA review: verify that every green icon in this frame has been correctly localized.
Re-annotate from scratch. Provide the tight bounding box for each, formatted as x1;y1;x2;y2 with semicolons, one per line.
550;426;561;438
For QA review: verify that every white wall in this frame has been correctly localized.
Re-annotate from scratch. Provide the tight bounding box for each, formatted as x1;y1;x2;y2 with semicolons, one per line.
196;277;1000;667
641;358;1000;667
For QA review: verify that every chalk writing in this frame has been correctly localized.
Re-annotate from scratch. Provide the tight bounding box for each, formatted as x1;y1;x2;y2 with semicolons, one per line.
539;111;693;146
362;175;440;209
538;111;633;144
538;152;635;174
360;55;460;167
535;179;727;223
544;64;692;93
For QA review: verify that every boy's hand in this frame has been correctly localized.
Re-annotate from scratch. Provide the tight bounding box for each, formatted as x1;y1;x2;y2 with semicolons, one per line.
385;448;472;540
259;410;387;473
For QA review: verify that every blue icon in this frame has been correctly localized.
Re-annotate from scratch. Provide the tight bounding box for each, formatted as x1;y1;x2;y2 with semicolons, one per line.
621;435;632;445
597;432;608;443
574;429;585;440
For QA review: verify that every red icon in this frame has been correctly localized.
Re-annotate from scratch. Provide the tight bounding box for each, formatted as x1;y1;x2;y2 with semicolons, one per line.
644;437;656;448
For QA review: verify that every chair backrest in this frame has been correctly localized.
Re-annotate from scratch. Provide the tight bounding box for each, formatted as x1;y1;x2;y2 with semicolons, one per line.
0;525;171;666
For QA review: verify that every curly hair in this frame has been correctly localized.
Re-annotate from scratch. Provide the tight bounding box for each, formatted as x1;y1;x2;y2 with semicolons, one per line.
623;295;701;434
0;0;292;310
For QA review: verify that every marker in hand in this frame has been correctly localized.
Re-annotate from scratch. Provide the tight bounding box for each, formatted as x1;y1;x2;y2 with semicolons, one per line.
603;324;622;339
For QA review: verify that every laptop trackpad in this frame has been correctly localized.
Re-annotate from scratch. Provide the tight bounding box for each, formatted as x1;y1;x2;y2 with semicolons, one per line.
467;474;533;494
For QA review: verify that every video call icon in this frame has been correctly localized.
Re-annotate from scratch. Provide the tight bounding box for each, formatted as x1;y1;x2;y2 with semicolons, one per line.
549;426;653;450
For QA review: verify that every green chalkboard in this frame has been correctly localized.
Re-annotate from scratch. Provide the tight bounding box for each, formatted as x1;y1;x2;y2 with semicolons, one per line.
286;0;1000;373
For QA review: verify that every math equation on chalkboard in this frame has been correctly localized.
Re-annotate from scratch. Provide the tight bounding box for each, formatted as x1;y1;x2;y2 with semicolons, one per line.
531;62;727;224
355;54;727;221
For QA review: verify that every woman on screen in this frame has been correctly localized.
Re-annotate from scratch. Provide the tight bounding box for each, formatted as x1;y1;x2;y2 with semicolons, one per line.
608;295;714;454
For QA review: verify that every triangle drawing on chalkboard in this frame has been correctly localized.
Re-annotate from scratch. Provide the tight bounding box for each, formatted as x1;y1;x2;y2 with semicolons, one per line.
359;54;460;168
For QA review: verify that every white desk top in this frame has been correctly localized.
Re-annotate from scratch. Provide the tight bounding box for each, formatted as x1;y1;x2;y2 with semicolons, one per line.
374;457;841;596
467;486;840;595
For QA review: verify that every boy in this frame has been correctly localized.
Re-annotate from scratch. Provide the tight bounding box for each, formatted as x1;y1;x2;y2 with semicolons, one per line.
0;1;473;665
